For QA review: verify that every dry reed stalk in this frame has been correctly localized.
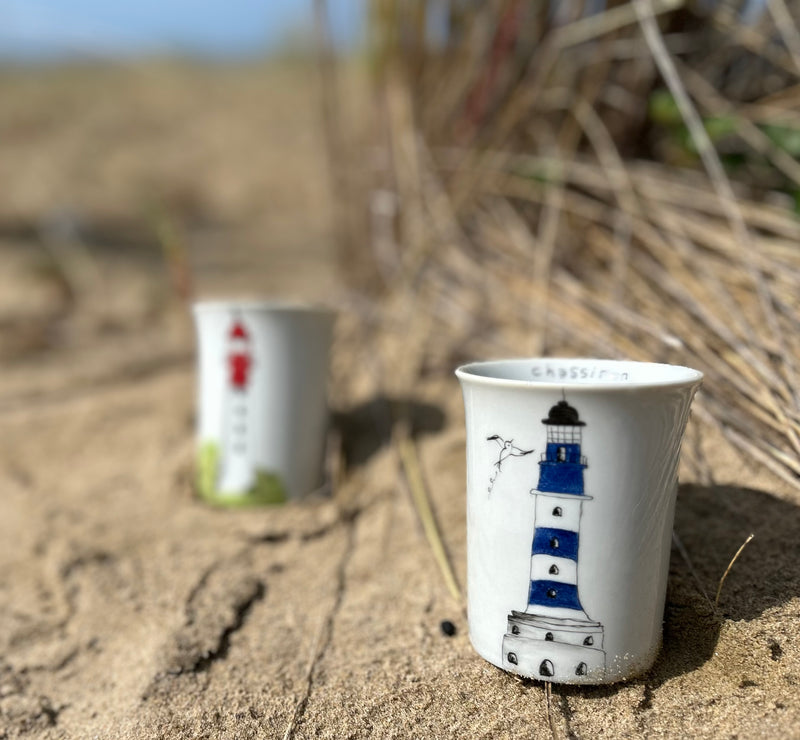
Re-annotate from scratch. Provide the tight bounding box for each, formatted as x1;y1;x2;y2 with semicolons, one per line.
394;419;463;606
766;0;800;74
715;533;755;608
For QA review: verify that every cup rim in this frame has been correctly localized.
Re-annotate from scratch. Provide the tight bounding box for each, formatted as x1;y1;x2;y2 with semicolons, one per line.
192;299;334;318
455;357;703;391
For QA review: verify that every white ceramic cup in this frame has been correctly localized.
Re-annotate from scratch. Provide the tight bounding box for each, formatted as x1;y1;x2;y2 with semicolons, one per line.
456;358;702;684
193;301;334;506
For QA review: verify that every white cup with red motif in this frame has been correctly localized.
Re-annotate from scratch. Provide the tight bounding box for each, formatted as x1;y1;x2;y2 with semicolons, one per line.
192;301;334;506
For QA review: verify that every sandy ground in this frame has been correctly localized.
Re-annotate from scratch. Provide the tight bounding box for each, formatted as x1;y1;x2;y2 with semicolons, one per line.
1;61;799;739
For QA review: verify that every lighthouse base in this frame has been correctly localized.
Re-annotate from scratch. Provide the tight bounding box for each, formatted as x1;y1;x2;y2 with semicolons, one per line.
501;611;605;683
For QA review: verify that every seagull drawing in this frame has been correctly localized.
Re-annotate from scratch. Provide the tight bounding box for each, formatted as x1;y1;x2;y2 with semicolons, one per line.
487;435;534;469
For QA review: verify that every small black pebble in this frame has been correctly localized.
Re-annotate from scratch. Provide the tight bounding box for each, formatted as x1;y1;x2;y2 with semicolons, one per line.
440;620;457;637
769;639;784;661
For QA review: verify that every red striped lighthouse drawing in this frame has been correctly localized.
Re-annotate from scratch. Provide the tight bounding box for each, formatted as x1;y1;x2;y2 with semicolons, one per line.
218;316;255;493
228;319;252;390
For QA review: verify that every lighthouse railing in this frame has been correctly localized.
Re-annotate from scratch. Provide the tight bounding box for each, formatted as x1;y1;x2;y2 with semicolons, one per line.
539;452;588;465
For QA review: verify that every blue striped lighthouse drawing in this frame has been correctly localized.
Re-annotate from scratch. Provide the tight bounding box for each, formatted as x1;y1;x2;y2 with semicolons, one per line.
501;398;605;681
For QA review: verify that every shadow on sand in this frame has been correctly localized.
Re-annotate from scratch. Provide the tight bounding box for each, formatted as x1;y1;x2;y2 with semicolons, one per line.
331;394;446;469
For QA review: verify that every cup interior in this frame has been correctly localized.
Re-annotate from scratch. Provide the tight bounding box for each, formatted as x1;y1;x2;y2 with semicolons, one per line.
192;299;333;319
456;358;702;389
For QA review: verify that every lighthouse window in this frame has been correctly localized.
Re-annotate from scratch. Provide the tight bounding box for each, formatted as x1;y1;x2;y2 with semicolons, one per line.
547;588;557;599
511;625;520;635
552;506;563;517
549;427;581;444
550;537;559;549
549;564;559;575
544;632;554;641
557;446;566;461
583;636;593;646
539;660;554;677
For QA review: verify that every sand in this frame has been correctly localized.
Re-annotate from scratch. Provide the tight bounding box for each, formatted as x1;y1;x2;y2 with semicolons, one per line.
1;61;799;740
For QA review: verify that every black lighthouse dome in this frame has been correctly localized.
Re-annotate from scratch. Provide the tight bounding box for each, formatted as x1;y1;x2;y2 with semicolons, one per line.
542;400;585;426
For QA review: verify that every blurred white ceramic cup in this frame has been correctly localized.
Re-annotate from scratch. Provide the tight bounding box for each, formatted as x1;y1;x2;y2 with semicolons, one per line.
456;358;702;684
193;300;334;506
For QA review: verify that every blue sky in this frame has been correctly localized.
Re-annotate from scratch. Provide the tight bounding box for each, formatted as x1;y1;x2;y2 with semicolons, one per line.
0;0;365;59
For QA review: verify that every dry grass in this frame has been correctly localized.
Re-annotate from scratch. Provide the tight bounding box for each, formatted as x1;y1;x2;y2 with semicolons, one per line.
334;0;800;490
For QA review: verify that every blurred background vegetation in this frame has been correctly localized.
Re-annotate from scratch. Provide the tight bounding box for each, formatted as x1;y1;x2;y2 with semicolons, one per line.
4;0;800;488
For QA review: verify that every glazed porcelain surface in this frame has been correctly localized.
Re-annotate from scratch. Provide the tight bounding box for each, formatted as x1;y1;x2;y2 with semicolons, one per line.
456;358;702;684
193;301;334;505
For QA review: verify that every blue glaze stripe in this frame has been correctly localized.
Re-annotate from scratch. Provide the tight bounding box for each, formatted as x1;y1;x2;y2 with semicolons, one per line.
528;580;583;610
531;527;579;561
537;462;585;494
